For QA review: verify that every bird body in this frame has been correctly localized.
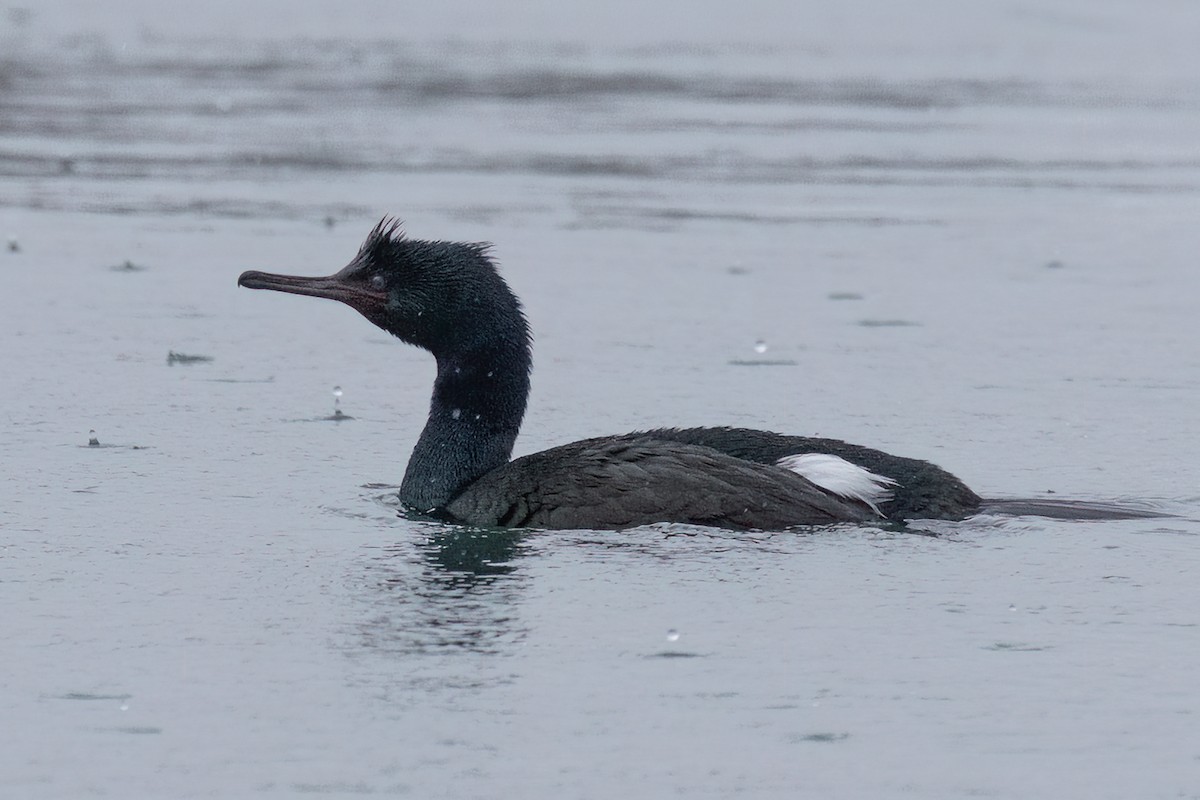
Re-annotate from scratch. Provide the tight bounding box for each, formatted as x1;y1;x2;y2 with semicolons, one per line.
445;434;878;530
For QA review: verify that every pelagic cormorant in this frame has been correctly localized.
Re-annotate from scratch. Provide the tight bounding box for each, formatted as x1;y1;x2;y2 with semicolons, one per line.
237;219;1021;530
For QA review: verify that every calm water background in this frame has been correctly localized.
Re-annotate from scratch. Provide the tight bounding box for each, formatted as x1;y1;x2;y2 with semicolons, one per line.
3;1;1200;797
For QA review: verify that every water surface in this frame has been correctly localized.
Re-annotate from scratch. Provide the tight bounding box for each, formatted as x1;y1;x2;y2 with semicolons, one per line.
2;2;1199;798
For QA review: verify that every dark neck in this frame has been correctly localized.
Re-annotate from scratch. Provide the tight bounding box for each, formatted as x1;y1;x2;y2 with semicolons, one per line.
399;341;531;512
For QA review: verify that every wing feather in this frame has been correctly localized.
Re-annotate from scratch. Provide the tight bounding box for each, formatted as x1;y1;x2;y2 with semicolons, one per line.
445;437;874;530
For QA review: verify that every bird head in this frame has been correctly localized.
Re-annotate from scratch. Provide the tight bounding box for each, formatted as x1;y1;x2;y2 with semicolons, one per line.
238;218;528;358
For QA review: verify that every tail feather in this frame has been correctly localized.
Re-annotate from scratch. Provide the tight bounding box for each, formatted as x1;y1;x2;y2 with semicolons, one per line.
977;498;1169;521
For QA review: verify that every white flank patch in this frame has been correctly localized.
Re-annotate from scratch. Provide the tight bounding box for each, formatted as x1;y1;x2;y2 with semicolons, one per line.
776;453;899;515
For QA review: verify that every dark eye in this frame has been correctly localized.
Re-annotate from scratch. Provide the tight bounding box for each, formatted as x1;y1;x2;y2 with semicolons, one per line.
370;274;386;290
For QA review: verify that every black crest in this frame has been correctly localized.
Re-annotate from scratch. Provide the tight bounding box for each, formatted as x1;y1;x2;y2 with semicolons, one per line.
358;217;406;258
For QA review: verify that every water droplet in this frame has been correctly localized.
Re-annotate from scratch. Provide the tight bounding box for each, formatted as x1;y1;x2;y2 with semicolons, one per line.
666;629;680;642
486;371;494;378
87;429;100;447
1008;604;1017;612
753;340;768;354
329;386;349;419
451;408;462;420
119;702;129;712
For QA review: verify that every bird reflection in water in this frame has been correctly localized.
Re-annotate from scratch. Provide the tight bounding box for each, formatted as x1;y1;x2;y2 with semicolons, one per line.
358;522;531;657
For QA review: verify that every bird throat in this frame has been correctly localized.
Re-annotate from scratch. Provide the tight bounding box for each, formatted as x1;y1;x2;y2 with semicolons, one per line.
398;347;530;511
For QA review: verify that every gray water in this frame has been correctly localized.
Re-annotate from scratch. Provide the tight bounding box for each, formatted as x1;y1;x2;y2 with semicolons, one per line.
3;2;1200;798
